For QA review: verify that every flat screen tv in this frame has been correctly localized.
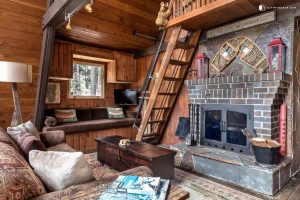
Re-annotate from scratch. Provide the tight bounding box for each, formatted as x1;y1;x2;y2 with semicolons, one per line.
114;89;138;105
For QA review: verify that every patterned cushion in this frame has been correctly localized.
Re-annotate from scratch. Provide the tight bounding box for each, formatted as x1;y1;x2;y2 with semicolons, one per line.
7;121;40;144
0;143;46;200
47;143;76;152
0;127;20;151
29;150;95;192
107;107;125;119
54;109;78;123
18;131;47;159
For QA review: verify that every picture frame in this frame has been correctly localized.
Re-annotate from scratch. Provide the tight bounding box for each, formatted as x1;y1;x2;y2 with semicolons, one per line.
46;82;61;104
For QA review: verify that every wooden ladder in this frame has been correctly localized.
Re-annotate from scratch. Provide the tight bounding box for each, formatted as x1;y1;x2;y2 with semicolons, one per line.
135;26;201;143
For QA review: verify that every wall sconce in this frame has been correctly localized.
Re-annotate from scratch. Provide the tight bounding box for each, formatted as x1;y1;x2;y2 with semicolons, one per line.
85;0;93;13
195;53;209;79
268;38;286;72
65;13;72;30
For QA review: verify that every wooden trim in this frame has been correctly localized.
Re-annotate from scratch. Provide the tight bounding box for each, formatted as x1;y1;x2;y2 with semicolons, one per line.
166;0;238;29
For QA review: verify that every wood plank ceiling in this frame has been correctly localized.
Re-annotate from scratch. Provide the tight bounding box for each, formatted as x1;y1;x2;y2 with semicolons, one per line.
167;0;300;32
56;0;162;52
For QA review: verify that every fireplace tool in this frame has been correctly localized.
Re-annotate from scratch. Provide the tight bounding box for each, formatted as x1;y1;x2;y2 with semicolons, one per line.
187;104;197;146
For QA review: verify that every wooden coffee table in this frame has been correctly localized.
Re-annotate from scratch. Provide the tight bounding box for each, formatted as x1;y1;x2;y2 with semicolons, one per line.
96;135;176;179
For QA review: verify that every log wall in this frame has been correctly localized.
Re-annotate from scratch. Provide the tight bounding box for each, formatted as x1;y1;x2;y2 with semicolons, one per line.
0;0;45;128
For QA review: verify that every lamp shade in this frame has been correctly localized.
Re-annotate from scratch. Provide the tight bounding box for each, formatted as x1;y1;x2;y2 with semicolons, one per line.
0;61;32;83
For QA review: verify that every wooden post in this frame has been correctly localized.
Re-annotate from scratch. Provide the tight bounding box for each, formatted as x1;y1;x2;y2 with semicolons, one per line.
33;27;55;130
11;83;23;127
34;0;89;130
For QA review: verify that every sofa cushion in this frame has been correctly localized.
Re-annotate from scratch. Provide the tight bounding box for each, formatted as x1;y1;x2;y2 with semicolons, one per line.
29;150;95;192
76;108;92;121
43;118;139;133
7;121;40;144
44;116;57;127
54;109;78;123
107;107;125;119
0;127;20;151
18;131;47;159
0;143;47;200
47;143;76;152
91;107;108;120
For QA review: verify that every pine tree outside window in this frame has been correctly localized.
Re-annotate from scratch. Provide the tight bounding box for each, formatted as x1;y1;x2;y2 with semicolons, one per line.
69;61;105;99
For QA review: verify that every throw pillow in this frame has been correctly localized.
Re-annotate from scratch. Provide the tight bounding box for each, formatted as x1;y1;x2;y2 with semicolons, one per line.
107;107;125;119
54;109;78;123
0;143;46;200
29;150;95;192
7;121;40;144
18;130;47;159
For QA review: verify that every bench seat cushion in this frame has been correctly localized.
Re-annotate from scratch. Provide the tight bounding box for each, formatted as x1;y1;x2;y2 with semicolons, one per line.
43;118;140;133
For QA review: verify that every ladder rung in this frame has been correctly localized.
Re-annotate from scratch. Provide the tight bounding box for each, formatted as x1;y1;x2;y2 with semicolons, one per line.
141;91;150;94
139;96;149;100
163;77;183;81
152;107;171;110
143;133;159;138
147;120;165;124
169;59;189;66
158;92;177;96
176;41;195;50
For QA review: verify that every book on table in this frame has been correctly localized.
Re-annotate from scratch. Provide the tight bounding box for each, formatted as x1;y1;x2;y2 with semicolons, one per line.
99;175;170;200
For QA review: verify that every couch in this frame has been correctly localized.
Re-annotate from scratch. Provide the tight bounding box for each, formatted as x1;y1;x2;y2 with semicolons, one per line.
0;127;152;200
43;107;140;134
43;107;140;153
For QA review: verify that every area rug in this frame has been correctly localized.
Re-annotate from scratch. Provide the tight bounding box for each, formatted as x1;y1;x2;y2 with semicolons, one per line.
86;153;266;200
174;168;266;200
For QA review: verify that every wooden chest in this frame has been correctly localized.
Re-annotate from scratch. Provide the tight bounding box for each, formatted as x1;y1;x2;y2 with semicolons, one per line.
96;135;176;179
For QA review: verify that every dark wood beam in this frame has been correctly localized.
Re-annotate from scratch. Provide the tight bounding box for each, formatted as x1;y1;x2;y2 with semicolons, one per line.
42;0;90;29
34;0;89;130
34;27;55;131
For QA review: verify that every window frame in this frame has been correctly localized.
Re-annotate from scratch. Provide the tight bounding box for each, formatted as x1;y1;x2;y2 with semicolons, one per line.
68;60;105;100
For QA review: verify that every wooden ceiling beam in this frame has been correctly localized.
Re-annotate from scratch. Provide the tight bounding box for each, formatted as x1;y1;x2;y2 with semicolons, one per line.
42;0;89;29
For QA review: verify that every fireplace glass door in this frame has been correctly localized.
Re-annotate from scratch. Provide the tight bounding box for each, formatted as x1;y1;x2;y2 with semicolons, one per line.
201;105;253;154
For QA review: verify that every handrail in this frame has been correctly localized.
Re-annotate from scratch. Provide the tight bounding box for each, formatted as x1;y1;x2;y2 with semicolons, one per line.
170;0;217;20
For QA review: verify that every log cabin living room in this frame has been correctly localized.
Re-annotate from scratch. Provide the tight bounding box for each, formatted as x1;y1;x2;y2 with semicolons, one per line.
1;0;300;199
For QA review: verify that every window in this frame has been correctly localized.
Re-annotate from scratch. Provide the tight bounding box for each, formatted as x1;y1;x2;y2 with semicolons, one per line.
69;61;105;98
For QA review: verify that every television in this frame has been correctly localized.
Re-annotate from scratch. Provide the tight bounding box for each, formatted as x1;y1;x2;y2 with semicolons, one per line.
114;89;139;105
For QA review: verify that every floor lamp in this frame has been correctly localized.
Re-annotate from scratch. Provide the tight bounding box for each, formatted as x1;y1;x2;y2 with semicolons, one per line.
0;61;32;127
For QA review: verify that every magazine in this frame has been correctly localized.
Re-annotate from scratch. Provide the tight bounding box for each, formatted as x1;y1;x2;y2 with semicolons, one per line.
99;176;170;200
117;176;161;196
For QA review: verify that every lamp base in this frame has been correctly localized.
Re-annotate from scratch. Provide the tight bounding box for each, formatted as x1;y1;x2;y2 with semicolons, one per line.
11;83;23;127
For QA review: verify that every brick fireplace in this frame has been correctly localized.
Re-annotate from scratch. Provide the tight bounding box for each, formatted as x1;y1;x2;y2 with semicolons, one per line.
168;72;292;196
186;72;291;152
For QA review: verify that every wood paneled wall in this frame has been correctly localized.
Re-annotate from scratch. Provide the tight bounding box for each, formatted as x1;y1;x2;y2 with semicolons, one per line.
0;0;45;128
66;127;137;153
45;43;126;110
130;54;194;145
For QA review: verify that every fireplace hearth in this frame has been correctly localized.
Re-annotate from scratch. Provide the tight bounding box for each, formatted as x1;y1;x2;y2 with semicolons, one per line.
182;72;292;195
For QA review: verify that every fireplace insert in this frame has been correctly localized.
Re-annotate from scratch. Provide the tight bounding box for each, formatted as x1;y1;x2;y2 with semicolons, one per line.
197;104;254;154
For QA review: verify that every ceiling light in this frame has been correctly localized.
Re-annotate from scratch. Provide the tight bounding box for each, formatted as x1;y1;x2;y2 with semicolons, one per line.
65;13;72;30
85;0;93;13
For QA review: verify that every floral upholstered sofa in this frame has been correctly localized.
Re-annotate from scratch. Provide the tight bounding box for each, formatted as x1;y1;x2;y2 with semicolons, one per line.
0;127;152;200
